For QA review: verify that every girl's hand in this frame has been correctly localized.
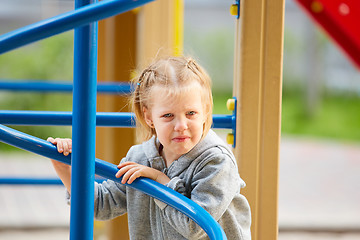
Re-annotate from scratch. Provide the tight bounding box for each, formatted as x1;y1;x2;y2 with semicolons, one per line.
47;137;72;156
116;162;170;185
47;137;72;193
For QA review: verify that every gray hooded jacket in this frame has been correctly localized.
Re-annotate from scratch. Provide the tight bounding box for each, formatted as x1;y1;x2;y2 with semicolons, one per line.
94;130;251;239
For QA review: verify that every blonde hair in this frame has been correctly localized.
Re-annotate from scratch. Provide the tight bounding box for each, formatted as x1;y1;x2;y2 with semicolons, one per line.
131;56;213;142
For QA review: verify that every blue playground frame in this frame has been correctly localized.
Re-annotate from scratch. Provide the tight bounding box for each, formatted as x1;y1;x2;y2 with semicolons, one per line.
0;0;236;239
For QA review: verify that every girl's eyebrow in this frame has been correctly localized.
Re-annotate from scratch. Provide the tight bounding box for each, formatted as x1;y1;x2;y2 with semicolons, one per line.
157;109;173;115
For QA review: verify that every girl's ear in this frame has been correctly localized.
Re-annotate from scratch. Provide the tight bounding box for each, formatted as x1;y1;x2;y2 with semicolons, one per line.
143;107;154;128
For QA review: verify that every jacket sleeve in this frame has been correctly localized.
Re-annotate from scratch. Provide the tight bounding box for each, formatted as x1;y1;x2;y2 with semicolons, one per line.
94;179;128;220
94;145;147;221
155;149;243;239
63;177;128;220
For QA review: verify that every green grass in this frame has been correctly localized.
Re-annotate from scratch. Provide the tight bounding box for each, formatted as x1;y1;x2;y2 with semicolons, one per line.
213;91;234;115
282;92;360;142
213;90;360;143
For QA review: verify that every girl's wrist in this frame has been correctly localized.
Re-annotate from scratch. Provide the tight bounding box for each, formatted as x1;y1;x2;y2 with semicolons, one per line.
155;171;170;185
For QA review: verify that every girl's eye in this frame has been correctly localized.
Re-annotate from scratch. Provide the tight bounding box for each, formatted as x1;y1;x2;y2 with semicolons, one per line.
162;113;173;118
187;111;197;116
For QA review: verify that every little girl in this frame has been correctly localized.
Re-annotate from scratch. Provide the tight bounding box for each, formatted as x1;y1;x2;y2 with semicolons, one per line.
48;56;251;239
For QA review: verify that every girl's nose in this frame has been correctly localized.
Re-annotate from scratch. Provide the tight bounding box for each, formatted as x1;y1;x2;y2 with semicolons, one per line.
174;117;188;132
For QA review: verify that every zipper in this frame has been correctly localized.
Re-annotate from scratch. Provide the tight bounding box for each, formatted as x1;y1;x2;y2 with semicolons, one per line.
157;204;165;239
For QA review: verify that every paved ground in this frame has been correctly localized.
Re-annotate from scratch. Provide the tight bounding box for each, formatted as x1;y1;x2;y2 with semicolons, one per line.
0;136;360;239
0;154;70;230
278;137;360;239
279;137;360;232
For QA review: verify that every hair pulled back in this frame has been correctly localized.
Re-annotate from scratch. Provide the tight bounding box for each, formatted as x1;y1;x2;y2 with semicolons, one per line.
131;56;213;142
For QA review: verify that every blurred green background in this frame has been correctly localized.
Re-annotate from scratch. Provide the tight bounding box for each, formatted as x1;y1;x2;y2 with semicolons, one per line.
0;33;73;148
0;0;359;152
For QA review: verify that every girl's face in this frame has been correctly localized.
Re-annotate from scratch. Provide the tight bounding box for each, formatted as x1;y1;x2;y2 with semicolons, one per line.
143;83;206;164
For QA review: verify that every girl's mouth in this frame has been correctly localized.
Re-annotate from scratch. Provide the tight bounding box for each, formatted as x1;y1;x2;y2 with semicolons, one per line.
172;136;190;142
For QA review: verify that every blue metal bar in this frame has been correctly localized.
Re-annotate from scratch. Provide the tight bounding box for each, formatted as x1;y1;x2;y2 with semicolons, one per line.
212;114;234;129
0;111;232;129
0;110;135;127
0;81;133;94
0;178;63;185
230;97;237;148
0;177;105;185
0;124;227;239
70;0;97;238
0;0;154;54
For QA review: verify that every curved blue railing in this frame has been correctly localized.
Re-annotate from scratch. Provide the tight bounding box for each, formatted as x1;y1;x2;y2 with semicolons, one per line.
0;124;227;239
